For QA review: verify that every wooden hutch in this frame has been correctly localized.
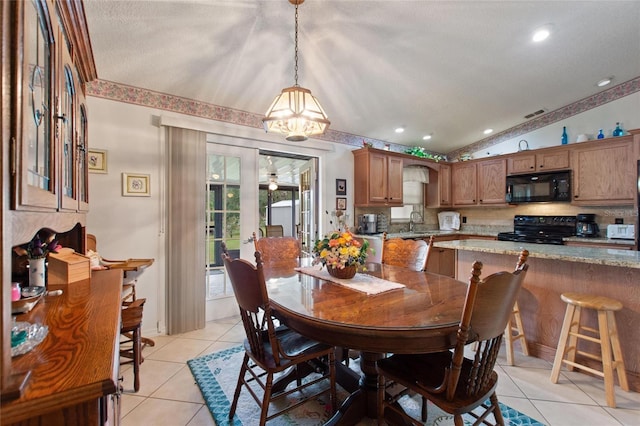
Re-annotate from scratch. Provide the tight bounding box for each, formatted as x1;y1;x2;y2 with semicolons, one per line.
1;1;122;423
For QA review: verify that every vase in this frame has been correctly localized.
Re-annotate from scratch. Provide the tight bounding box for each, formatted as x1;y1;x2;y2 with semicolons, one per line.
326;264;357;280
29;257;46;287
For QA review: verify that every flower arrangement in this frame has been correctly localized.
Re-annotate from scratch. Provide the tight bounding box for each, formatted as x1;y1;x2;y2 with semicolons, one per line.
14;229;60;259
312;231;369;270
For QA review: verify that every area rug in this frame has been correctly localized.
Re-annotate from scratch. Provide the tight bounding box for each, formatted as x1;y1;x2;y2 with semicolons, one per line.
188;345;545;426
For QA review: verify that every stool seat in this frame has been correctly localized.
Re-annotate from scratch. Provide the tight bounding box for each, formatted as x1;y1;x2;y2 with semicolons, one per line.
551;292;629;408
560;292;623;311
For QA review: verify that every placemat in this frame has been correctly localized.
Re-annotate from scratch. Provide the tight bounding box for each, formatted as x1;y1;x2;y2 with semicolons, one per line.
295;266;405;295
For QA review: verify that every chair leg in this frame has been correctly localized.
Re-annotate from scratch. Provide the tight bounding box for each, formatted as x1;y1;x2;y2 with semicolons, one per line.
607;311;629;392
551;304;575;383
598;310;616;408
229;353;249;420
133;327;141;392
490;392;505;425
328;351;337;413
260;373;274;426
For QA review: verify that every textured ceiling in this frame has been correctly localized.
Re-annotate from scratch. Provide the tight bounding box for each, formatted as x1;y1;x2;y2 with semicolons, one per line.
84;0;640;154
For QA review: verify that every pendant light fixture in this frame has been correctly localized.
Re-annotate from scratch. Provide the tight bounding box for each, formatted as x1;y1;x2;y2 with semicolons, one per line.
262;0;330;142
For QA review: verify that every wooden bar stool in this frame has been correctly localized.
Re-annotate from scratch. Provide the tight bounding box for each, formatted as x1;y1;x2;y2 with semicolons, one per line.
504;300;529;365
504;249;530;366
550;292;629;407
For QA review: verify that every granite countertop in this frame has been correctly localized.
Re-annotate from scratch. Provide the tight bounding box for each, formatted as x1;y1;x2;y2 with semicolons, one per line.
563;236;635;246
434;239;640;269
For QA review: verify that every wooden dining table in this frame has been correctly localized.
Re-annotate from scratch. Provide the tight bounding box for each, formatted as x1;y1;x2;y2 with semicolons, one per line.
264;260;470;425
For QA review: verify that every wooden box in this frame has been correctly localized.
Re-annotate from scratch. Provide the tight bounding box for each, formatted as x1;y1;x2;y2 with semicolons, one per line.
48;248;90;284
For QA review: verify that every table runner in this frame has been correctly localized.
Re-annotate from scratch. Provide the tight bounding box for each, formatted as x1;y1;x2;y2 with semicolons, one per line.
295;266;405;295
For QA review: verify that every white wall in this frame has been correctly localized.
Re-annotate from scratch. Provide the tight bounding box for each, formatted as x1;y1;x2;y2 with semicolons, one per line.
471;93;640;158
87;97;354;335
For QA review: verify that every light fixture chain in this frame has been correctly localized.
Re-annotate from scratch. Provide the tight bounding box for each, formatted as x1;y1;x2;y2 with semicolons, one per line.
294;2;299;86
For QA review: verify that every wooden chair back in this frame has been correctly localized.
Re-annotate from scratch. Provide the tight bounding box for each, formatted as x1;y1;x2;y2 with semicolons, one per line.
446;254;529;401
221;243;283;364
265;225;284;237
87;233;97;252
382;233;433;271
253;232;301;265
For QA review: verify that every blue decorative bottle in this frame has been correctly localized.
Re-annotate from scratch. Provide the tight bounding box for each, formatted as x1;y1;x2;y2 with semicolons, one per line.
597;129;605;139
612;122;623;137
561;126;568;145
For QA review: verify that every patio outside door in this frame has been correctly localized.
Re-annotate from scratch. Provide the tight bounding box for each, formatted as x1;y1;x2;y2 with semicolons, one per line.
205;142;257;321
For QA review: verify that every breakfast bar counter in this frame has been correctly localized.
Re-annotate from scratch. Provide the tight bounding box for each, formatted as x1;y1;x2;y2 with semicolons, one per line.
434;239;640;392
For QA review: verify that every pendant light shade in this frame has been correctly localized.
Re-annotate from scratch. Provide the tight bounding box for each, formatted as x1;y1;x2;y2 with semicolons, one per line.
262;0;330;142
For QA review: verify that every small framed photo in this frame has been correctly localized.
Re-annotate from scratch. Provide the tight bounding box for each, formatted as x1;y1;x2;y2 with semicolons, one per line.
122;173;150;197
88;149;108;174
336;178;347;196
336;197;347;211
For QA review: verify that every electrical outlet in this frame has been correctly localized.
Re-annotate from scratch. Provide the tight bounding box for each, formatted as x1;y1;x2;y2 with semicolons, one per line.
462;216;467;224
615;218;624;224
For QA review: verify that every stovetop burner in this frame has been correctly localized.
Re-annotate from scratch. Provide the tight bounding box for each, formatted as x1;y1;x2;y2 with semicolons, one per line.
497;215;577;245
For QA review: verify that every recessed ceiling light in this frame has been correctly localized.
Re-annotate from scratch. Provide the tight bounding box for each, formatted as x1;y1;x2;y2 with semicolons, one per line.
395;127;405;133
597;77;613;87
532;25;552;42
483;128;493;135
422;135;432;141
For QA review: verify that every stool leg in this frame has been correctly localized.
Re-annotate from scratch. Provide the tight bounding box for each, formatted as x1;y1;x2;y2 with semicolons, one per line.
504;317;515;366
607;311;629;392
598;310;616;407
513;302;529;356
565;306;581;371
551;304;575;383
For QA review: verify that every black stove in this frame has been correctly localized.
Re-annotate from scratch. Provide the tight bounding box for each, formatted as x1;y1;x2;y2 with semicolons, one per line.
497;215;577;245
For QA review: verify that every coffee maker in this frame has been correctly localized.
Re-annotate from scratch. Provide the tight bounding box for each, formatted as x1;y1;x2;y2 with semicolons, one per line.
576;213;599;237
358;214;378;234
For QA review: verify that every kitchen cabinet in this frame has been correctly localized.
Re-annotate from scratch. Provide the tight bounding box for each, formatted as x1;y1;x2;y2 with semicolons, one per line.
452;158;506;206
2;0;96;405
425;164;451;208
477;158;507;205
571;138;635;206
507;147;569;175
425;235;458;278
353;148;403;206
451;162;477;206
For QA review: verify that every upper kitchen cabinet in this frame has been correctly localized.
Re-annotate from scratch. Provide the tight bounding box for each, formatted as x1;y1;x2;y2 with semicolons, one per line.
451;162;477;206
353;148;403;207
477;158;507;204
10;0;96;212
452;158;506;206
571;137;635;205
425;164;451;207
507;147;569;175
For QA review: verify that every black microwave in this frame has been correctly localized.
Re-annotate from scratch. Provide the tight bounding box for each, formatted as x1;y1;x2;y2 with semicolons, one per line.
505;170;571;203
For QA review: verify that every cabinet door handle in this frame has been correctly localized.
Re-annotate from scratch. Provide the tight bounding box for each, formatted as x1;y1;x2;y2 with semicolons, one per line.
530;166;535;169
539;165;544;168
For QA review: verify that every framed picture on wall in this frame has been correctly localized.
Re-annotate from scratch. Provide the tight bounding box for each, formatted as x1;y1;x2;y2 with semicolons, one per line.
122;173;151;197
336;197;347;211
336;178;347;195
88;149;108;173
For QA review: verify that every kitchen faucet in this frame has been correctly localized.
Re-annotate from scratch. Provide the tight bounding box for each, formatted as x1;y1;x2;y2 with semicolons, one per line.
409;211;423;232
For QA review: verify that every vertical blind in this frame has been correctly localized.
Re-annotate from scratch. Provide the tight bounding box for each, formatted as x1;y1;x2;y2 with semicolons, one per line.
166;127;206;334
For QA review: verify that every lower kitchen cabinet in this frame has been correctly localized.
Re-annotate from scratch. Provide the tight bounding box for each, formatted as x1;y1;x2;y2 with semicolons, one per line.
426;246;456;278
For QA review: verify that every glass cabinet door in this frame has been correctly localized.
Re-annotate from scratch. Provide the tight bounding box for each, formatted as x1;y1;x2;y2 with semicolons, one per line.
16;0;57;209
59;61;76;210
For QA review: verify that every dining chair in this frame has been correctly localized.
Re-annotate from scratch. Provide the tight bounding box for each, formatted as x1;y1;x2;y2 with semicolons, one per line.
376;250;529;425
265;224;284;237
382;233;433;271
120;297;146;392
221;243;337;425
252;232;301;265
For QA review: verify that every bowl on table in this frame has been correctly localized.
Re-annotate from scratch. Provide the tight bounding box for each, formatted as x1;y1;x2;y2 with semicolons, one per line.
12;286;45;314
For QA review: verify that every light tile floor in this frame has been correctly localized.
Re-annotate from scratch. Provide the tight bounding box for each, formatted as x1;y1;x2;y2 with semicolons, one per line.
119;317;640;425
